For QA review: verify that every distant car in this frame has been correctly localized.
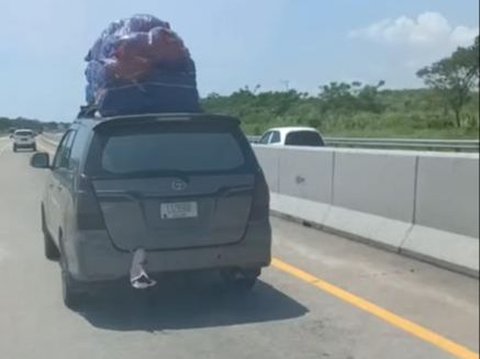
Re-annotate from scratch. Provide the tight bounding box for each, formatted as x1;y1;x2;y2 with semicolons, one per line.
12;129;36;152
258;127;325;147
30;113;271;308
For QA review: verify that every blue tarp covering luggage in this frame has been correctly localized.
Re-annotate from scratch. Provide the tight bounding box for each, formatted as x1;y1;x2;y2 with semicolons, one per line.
84;14;200;116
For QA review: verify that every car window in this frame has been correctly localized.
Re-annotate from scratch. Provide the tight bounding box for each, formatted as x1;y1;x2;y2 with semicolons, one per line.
52;130;76;170
15;130;33;137
259;132;272;144
68;126;89;171
270;131;281;143
284;131;324;146
87;122;251;177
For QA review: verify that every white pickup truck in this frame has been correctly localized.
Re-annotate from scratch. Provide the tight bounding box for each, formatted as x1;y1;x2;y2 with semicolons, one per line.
257;127;325;147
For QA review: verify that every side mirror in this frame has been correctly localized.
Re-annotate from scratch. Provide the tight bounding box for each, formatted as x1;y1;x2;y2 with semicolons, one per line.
30;152;50;169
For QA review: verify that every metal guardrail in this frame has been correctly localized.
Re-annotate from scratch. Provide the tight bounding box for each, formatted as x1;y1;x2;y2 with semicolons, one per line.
247;136;479;152
42;132;63;141
247;136;261;143
45;132;478;152
39;135;58;146
325;137;479;152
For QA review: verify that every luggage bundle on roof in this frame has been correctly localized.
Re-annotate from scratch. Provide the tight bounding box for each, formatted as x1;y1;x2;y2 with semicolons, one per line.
83;14;201;117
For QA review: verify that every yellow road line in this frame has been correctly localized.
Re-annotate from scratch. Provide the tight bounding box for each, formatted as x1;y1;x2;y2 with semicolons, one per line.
272;257;479;359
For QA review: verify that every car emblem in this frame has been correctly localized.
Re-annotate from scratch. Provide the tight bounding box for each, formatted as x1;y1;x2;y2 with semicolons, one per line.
171;179;187;191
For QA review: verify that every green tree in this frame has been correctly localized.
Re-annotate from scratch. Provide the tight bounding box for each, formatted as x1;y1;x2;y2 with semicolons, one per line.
318;81;385;115
356;80;386;113
417;36;479;127
318;82;356;114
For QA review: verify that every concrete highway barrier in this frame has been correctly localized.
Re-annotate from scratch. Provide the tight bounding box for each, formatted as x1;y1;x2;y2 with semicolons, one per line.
402;153;479;276
254;145;479;277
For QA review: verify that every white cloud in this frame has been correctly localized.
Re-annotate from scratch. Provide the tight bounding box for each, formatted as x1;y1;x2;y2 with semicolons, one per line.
348;11;479;82
450;25;480;45
349;12;478;50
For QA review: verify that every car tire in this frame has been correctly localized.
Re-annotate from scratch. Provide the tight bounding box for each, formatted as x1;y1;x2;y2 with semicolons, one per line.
59;237;87;309
221;268;260;291
61;266;82;310
44;232;60;260
60;252;88;310
41;209;59;260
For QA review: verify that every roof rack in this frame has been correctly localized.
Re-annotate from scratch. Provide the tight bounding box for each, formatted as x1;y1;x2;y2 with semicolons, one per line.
77;105;99;119
74;108;240;126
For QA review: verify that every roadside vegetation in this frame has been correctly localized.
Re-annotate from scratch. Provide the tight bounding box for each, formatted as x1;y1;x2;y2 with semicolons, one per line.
0;117;68;135
203;36;479;139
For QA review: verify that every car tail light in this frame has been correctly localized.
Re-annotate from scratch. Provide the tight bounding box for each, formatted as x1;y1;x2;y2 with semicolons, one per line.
249;169;270;220
76;174;105;230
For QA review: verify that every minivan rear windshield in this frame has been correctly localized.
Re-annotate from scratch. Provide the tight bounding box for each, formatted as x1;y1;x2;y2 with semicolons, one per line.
87;122;251;177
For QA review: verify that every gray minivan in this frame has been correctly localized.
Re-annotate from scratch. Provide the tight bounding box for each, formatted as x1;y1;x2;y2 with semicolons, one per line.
31;113;271;308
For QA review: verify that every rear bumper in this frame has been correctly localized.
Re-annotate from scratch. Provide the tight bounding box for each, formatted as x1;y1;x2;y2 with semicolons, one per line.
64;220;272;282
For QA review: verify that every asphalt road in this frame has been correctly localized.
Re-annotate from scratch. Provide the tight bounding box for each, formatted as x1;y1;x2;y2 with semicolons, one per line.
0;136;478;359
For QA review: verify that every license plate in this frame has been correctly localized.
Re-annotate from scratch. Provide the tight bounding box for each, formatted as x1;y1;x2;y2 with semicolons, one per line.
161;201;198;219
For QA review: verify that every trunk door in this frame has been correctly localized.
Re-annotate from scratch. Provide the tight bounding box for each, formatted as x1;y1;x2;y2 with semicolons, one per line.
86;117;256;251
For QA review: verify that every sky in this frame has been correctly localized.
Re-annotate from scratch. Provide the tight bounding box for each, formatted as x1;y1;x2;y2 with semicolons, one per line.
0;0;478;122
